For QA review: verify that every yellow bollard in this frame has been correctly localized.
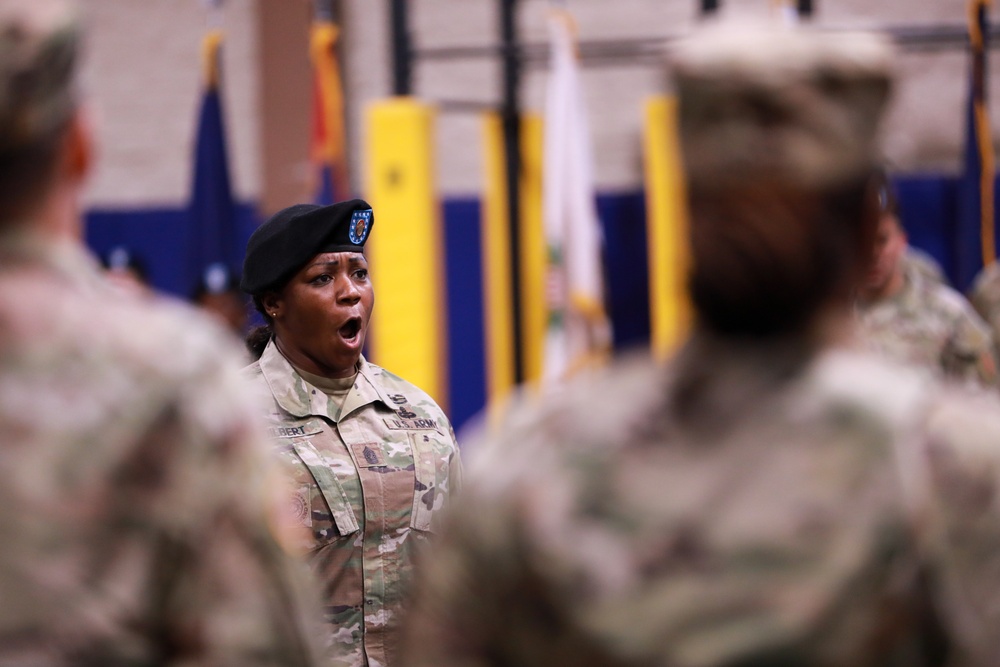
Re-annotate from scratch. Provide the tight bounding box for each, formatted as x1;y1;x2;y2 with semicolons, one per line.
643;95;693;360
518;113;546;385
365;98;447;407
480;112;516;416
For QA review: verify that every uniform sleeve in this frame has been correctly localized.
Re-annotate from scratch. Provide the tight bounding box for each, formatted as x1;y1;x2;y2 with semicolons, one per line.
400;402;619;667
401;481;607;667
401;405;533;667
941;305;998;389
116;345;325;666
918;390;1000;665
445;419;463;496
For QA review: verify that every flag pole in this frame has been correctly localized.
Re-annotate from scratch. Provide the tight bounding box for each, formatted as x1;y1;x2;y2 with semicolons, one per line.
501;0;525;385
390;0;413;96
700;0;721;15
200;0;223;28
310;0;349;202
970;0;996;267
190;0;237;289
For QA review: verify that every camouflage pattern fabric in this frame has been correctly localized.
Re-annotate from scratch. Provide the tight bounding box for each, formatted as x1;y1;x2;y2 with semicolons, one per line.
0;0;80;153
0;232;322;665
673;22;892;189
244;341;462;667
401;334;1000;667
902;245;946;286
856;264;998;389
968;261;1000;363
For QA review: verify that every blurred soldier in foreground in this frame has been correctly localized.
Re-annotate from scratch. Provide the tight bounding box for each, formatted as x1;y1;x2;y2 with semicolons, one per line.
402;20;1000;667
903;244;947;286
0;1;321;663
857;169;997;388
968;261;1000;362
193;262;249;337
102;245;152;297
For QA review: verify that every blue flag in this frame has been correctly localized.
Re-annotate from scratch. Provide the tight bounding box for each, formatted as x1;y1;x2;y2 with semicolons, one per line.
188;30;237;288
955;0;995;290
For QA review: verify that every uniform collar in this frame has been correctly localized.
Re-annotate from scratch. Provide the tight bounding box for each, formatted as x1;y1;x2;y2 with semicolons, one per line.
258;339;392;422
855;263;921;317
877;263;921;314
0;229;106;294
665;329;820;437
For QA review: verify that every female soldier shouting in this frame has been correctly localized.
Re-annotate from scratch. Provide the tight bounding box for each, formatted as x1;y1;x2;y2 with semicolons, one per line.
241;200;462;667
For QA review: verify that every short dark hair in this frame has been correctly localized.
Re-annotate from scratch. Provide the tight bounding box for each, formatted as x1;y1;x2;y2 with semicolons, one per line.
688;175;875;337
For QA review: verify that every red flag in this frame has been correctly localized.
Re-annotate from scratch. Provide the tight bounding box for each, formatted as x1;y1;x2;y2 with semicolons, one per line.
310;20;349;204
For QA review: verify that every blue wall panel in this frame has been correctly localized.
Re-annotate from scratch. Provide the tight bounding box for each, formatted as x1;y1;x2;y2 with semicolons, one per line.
82;179;985;432
441;197;487;432
598;190;651;351
86;202;259;298
895;175;958;286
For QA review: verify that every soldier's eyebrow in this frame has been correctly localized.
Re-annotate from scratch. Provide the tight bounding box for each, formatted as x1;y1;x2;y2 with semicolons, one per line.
307;260;340;269
307;254;366;270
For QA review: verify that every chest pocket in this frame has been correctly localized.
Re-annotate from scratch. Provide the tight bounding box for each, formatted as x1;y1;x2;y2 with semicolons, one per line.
409;430;458;533
290;439;360;538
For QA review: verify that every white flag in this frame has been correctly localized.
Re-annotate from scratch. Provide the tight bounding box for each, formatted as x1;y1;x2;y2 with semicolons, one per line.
542;9;611;383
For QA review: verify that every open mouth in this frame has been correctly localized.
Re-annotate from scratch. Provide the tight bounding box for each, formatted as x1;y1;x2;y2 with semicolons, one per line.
339;318;362;341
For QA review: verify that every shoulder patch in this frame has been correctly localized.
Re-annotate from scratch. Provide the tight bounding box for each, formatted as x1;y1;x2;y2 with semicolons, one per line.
348;209;373;245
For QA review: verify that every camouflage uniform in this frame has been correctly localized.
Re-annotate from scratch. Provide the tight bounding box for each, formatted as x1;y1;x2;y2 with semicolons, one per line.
244;340;462;667
401;18;1000;667
968;261;1000;360
403;339;1000;666
0;232;322;665
856;263;998;388
902;245;946;286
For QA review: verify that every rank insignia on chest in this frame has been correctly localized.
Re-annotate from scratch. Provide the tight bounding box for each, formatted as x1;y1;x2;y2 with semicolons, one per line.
350;442;387;468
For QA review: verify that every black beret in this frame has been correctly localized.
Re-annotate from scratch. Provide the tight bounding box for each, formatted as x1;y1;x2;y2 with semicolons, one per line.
240;199;374;294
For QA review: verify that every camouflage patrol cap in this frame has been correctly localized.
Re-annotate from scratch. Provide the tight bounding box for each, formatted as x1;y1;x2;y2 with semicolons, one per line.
672;20;894;188
241;199;374;294
0;0;81;153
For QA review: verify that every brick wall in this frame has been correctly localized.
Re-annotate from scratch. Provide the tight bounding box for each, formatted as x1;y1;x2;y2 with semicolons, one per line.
77;0;1000;205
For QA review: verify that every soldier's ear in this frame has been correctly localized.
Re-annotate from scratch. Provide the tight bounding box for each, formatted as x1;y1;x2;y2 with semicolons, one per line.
260;291;282;319
61;106;93;183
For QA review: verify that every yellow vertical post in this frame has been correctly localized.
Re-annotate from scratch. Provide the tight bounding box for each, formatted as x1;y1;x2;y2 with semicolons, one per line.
644;96;692;359
519;113;546;385
481;112;515;412
365;98;447;405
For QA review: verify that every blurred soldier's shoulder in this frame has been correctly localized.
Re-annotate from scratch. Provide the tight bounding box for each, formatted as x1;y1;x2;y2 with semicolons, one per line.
0;237;254;454
469;344;933;492
446;346;954;665
969;261;1000;331
902;245;946;286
